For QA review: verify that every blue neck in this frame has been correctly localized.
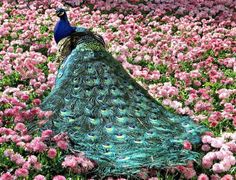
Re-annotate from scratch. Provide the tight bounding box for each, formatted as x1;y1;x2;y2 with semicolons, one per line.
54;14;76;44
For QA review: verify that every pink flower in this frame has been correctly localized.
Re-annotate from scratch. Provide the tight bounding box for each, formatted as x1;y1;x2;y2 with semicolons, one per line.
41;129;53;139
56;140;68;150
29;137;47;152
212;163;224;173
21;94;29;101
47;148;57;159
201;135;212;144
32;99;41;106
33;162;42;170
183;140;192;150
28;155;38;164
210;174;221;180
201;144;211;152
14;123;27;133
34;175;46;180
198;174;209;180
22;161;31;169
52;175;66;180
15;168;29;177
211;138;224;148
62;155;78;168
221;175;234;180
0;172;14;180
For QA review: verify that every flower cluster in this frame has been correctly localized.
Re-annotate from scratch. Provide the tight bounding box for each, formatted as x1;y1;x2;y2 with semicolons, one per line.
201;133;236;173
0;0;235;179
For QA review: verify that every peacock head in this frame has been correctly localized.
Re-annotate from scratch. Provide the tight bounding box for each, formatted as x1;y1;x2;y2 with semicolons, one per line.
56;8;67;18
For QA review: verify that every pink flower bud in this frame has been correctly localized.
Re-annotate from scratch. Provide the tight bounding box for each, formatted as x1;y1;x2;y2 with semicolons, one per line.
201;144;211;152
47;148;57;159
183;140;192;150
197;173;209;180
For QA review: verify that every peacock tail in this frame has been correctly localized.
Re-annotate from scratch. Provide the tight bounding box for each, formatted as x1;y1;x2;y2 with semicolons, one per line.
40;29;207;178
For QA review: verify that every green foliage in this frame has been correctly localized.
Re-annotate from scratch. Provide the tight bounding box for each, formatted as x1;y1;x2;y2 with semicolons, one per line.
0;71;23;90
109;25;118;32
40;26;49;34
179;61;193;72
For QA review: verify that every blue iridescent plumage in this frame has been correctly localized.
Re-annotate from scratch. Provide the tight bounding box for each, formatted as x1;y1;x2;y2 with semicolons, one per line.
54;8;76;44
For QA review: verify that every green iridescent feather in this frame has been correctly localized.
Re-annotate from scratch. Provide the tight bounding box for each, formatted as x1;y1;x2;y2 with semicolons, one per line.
39;30;207;178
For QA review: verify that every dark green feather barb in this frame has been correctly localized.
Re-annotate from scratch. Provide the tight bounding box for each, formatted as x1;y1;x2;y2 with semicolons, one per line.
40;30;207;178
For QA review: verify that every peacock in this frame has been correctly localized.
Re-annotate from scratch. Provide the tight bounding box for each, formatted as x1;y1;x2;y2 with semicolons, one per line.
39;8;207;178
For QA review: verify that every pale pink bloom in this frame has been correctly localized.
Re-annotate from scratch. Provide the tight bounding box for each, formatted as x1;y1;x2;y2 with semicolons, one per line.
41;129;53;139
221;175;234;180
22;161;31;169
33;162;42;170
3;149;14;157
29;137;47;152
201;135;212;144
52;175;66;180
39;83;48;91
224;155;236;165
57;140;68;150
10;153;25;165
201;144;211;151
210;174;221;180
14;123;27;133
202;157;213;169
62;155;78;168
211;138;224;148
34;175;46;180
28;155;38;164
183;168;196;179
197;173;209;180
212;163;224;173
15;168;29;177
220;160;232;171
47;148;57;159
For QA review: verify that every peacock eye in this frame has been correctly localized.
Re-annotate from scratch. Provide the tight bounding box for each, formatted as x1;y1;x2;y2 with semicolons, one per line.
116;133;123;136
97;96;102;100
147;130;154;134
129;124;136;129
101;105;107;110
87;132;92;136
105;124;112;128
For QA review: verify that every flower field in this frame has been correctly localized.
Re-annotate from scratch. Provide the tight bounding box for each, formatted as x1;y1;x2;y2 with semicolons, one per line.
0;0;235;179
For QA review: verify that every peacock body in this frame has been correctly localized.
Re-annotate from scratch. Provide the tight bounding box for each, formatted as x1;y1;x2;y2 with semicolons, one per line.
40;8;207;178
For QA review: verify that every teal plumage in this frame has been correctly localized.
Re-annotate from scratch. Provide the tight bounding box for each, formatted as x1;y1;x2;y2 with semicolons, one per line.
39;9;207;178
